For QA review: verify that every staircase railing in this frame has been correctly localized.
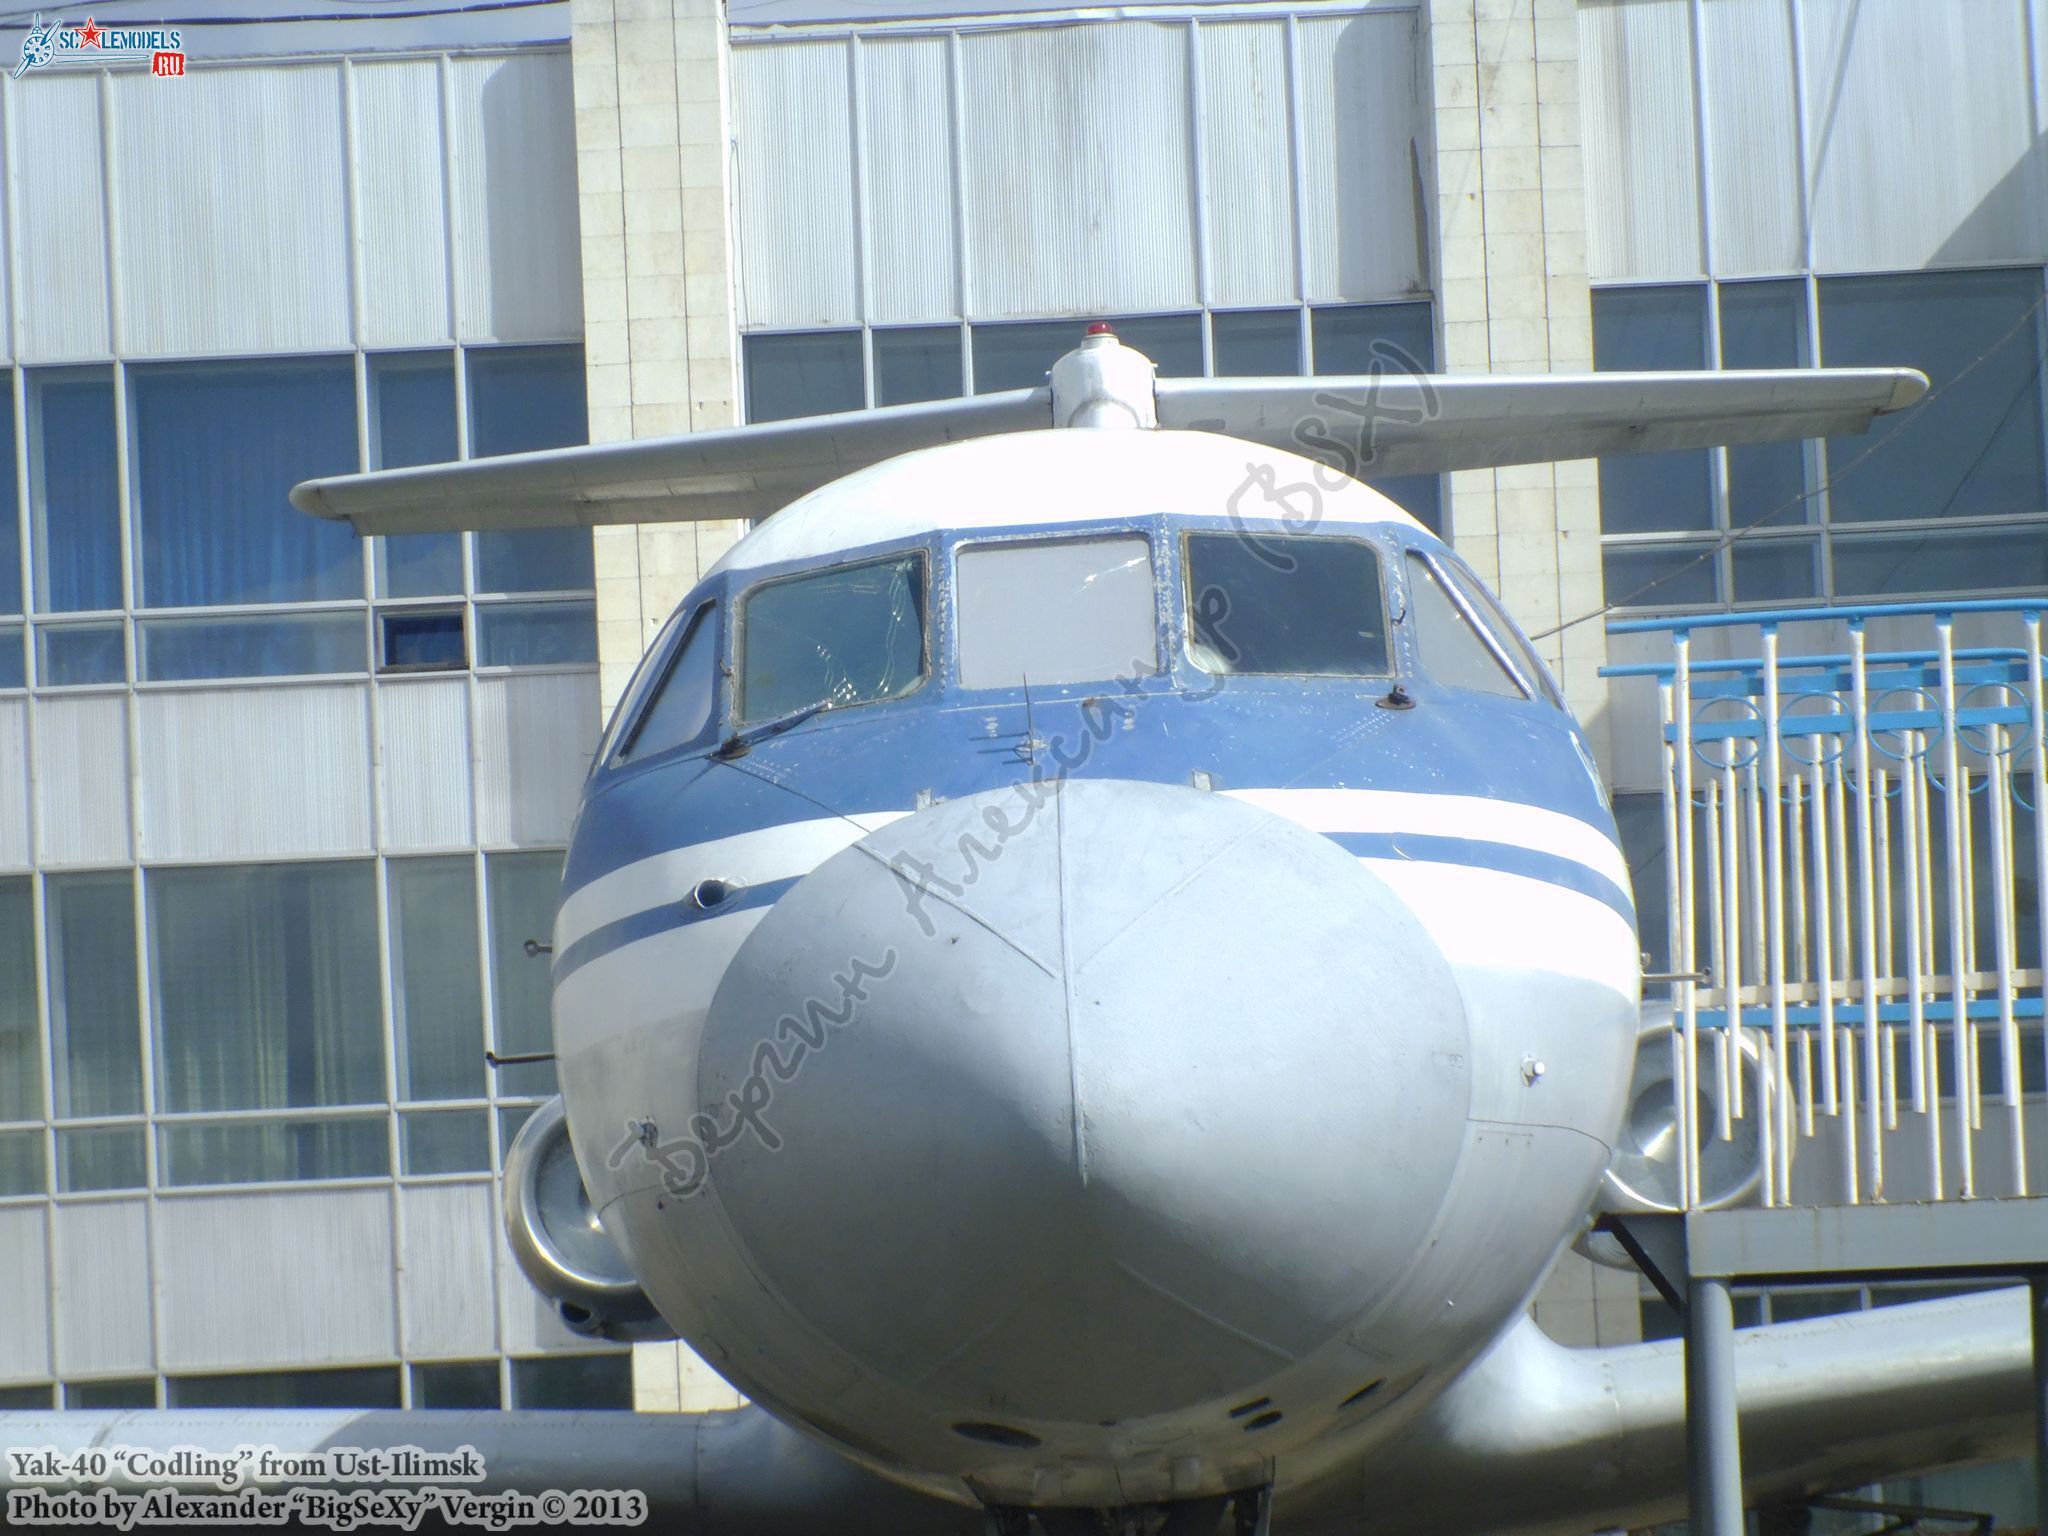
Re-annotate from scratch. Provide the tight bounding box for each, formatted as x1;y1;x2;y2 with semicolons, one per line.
1604;600;2048;1208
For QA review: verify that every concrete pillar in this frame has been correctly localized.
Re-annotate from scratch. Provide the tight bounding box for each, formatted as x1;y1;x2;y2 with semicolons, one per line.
571;0;748;1414
1684;1276;1744;1536
1422;0;1611;774
572;0;746;714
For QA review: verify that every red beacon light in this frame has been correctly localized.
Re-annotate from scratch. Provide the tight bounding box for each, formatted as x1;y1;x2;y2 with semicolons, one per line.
1085;321;1115;337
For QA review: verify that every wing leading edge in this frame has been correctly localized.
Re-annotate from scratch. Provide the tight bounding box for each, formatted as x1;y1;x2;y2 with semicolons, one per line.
291;365;1929;538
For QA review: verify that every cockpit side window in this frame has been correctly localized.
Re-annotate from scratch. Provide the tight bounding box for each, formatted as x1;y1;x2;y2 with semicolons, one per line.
1436;555;1568;709
616;601;721;763
956;536;1158;689
1184;532;1389;677
1403;553;1526;699
739;552;927;722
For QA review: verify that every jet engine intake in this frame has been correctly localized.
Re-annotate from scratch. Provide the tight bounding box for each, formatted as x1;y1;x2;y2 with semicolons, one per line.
503;1095;675;1341
1594;1003;1764;1218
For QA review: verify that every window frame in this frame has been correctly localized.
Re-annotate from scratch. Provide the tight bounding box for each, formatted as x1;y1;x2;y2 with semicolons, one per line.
1400;549;1531;702
951;529;1163;692
1177;528;1397;681
733;547;933;724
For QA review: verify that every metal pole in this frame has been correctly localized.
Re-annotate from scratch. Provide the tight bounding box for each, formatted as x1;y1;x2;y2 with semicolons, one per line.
1687;1276;1744;1536
2033;1275;2048;1536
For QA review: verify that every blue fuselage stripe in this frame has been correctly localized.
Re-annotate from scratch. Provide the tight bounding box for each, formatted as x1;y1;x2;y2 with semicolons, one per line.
553;876;799;981
1328;830;1635;927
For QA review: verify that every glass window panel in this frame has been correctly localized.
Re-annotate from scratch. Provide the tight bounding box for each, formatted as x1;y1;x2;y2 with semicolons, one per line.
498;1103;537;1161
169;1366;400;1409
475;600;597;667
740;553;926;720
389;858;484;1102
0;1129;41;1195
1613;792;1669;973
138;613;364;682
511;1353;633;1409
971;319;1082;394
65;1378;155;1408
1831;525;2048;599
411;1361;500;1409
30;369;118;613
1730;537;1819;604
131;359;361;607
1434;556;1563;707
744;330;863;422
151;862;382;1113
957;537;1157;689
0;877;39;1122
488;852;563;1099
0;1384;53;1408
370;353;463;600
0;628;21;689
617;604;721;762
159;1117;388;1187
1718;281;1810;528
38;623;124;686
380;609;465;672
1820;268;2047;523
1105;314;1202;378
469;346;594;594
1602;542;1718;609
874;327;961;406
1185;533;1389;677
49;871;140;1118
1593;286;1714;533
1311;303;1442;533
57;1126;144;1193
1212;309;1301;377
1405;554;1523;697
401;1109;490;1176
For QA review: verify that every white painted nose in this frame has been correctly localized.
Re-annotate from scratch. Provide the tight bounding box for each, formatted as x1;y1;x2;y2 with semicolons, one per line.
695;779;1471;1428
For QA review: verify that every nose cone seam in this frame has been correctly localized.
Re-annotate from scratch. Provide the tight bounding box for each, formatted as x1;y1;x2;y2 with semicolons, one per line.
1055;779;1091;1189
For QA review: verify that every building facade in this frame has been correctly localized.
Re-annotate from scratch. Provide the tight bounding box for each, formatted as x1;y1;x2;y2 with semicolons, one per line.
0;0;2043;1513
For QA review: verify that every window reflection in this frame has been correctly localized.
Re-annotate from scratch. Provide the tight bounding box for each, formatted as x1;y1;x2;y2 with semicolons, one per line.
740;553;926;721
1185;533;1388;677
957;537;1156;689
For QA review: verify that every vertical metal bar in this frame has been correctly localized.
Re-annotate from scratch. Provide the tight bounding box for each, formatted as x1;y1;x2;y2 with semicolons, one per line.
1990;727;2025;1195
945;33;973;392
1790;774;1816;1138
1810;752;1839;1116
1876;763;1897;1133
1962;762;1983;1135
1676;635;1701;1207
1901;734;1929;1114
846;36;875;408
1687;1275;1745;1536
1187;19;1215;380
1706;777;1732;1139
1660;680;1693;1207
1719;738;1743;1129
1938;618;1975;1196
2030;614;2048;1119
1756;632;1791;1201
1849;624;1882;1197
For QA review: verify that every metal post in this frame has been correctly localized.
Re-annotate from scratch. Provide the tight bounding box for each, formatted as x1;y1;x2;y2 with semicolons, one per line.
2032;1276;2048;1536
1687;1276;1744;1536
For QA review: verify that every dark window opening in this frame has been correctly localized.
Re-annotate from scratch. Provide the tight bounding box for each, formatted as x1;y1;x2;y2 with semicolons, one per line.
740;553;926;722
380;610;466;673
1185;533;1388;677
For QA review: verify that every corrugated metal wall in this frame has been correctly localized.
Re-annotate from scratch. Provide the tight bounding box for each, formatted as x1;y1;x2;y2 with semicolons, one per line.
730;4;1427;329
1583;0;2048;282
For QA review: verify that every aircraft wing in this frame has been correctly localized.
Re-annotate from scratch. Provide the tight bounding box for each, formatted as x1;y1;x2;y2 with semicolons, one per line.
2;1288;2029;1535
291;367;1928;537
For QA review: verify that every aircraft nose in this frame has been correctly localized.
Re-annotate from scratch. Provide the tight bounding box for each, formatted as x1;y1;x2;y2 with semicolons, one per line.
694;778;1472;1425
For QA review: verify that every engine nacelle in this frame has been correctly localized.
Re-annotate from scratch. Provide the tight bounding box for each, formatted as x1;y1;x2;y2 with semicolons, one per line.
502;1095;675;1342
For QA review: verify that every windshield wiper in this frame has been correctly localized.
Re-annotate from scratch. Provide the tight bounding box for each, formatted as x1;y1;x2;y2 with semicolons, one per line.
714;700;832;760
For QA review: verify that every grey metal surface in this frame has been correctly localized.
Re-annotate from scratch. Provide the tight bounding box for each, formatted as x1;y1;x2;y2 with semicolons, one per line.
1686;1277;1743;1536
293;366;1927;535
1685;1200;2048;1283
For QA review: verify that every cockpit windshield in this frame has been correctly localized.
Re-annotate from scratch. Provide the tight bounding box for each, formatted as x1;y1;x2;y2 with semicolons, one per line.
739;552;927;722
1184;532;1389;677
957;536;1158;689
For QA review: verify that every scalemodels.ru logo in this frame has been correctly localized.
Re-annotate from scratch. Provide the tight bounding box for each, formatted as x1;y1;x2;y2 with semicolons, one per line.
14;14;186;79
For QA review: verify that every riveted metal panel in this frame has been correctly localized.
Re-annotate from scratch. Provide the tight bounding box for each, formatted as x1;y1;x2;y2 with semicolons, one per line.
1580;0;1702;282
51;1200;151;1378
475;670;597;848
35;694;131;869
157;1189;395;1370
14;73;106;364
0;1206;49;1381
1296;11;1425;303
447;52;584;345
400;1183;497;1358
1697;0;1802;278
0;699;30;871
354;59;454;349
960;22;1197;320
380;676;473;851
110;64;353;358
137;685;373;862
1200;20;1297;310
859;36;958;325
1801;0;2044;272
732;41;860;330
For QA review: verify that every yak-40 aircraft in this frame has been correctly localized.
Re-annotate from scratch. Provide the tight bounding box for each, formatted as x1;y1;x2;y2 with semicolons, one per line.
5;332;2036;1536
